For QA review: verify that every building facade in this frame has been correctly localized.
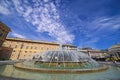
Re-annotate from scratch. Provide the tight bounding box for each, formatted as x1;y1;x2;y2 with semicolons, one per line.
79;47;107;61
0;22;11;60
0;22;11;49
0;47;13;60
109;44;120;61
2;38;77;60
62;44;77;50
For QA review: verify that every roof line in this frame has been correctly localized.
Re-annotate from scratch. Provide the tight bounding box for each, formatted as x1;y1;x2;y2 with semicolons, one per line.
6;37;77;47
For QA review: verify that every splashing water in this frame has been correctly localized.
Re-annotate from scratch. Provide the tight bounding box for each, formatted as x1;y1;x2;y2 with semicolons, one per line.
31;50;101;69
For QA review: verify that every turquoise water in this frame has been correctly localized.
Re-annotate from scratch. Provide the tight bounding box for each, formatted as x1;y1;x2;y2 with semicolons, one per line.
0;65;120;80
23;61;101;69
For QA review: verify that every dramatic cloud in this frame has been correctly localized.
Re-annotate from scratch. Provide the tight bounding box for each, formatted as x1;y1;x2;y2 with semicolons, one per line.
0;0;11;15
9;0;74;44
0;0;74;44
77;16;120;48
86;16;120;37
0;0;120;49
90;16;120;30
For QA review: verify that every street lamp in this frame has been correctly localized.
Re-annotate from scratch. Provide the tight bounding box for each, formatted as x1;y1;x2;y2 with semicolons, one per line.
88;51;91;57
17;42;24;59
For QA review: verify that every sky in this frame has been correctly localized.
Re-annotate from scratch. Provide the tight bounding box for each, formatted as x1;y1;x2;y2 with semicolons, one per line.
0;0;120;49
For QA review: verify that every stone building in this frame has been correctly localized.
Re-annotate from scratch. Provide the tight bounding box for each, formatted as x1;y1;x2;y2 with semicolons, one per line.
79;47;107;61
109;44;120;61
0;22;11;60
0;22;11;49
2;38;77;60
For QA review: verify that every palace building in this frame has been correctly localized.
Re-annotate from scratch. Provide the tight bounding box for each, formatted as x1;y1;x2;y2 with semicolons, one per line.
0;22;11;60
2;38;77;60
109;44;120;61
78;47;108;61
0;22;11;49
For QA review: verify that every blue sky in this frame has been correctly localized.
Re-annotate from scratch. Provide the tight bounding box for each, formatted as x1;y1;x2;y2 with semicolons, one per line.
0;0;120;49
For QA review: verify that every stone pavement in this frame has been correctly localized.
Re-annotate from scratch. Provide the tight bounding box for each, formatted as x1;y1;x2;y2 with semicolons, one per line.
0;60;25;65
0;60;28;80
0;75;30;80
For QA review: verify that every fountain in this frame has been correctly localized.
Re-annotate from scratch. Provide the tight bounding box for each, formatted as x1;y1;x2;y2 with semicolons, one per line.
1;45;120;80
14;44;108;73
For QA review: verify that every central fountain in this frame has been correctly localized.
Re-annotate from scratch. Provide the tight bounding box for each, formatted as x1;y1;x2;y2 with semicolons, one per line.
1;44;120;80
14;44;108;73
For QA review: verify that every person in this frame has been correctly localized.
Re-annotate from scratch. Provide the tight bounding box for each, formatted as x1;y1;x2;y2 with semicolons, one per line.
33;56;35;60
58;62;61;67
114;60;117;64
39;56;42;61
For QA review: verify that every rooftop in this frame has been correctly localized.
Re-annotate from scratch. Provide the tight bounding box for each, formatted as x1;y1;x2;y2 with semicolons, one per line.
0;21;11;32
110;44;120;49
6;37;77;47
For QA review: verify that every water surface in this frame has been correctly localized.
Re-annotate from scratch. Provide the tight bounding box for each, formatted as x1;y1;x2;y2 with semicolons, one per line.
0;65;120;80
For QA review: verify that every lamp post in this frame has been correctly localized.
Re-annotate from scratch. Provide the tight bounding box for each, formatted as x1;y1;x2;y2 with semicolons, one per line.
88;51;91;57
17;42;24;59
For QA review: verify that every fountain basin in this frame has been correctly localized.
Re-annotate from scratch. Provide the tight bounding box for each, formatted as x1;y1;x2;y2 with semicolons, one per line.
14;63;108;73
12;50;109;73
0;64;120;80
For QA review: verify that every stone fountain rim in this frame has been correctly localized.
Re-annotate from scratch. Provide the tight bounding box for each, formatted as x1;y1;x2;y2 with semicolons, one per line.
14;63;109;74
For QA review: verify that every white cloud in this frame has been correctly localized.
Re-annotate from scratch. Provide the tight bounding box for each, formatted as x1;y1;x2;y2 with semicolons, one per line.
78;37;99;48
11;0;74;44
44;0;49;2
79;16;120;39
12;32;26;39
85;38;99;44
76;16;120;48
0;0;74;44
91;16;120;30
0;4;10;15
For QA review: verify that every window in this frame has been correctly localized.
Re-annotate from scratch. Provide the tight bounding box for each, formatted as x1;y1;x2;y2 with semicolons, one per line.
0;33;3;37
15;45;17;48
9;44;11;48
35;47;37;49
2;29;4;31
26;46;28;49
31;46;33;49
0;43;2;46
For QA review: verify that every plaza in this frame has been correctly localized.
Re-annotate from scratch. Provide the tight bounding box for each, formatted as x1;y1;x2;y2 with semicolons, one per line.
0;21;120;80
1;0;120;77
